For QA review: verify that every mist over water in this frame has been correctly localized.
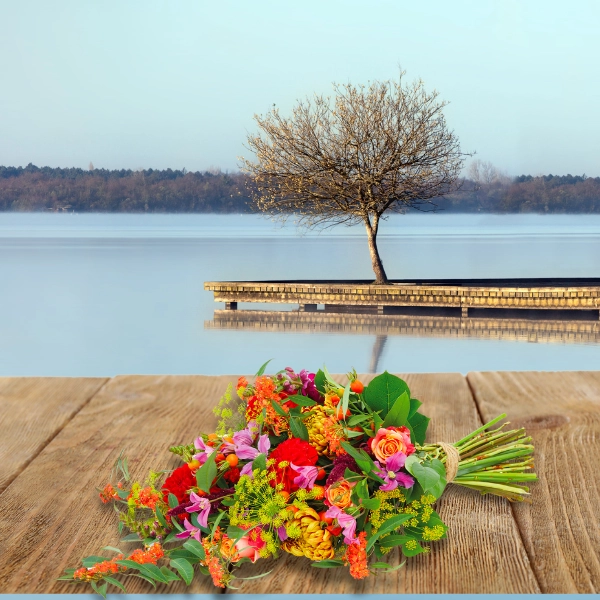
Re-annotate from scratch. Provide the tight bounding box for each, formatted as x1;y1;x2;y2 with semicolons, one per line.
1;213;599;377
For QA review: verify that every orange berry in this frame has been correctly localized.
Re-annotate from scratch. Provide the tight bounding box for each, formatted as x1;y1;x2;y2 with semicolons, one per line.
350;380;364;394
207;433;218;440
195;489;207;497
317;468;326;480
330;395;340;406
223;436;234;443
215;453;225;463
318;510;333;525
289;505;300;513
187;459;200;471
225;454;239;468
279;490;290;501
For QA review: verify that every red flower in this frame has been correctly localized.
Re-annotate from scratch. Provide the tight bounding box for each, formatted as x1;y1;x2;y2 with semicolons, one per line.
161;464;195;504
223;467;241;484
268;438;318;493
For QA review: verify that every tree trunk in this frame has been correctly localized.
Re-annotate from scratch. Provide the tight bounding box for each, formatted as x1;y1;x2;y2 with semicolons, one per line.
364;215;388;284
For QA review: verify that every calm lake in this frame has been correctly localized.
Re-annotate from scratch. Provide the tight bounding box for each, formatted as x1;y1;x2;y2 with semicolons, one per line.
1;212;599;376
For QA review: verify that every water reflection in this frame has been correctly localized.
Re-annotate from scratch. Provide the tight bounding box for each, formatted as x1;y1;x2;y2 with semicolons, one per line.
206;309;600;372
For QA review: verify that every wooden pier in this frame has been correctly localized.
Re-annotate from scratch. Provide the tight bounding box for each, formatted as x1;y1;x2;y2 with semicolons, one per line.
1;371;599;593
205;279;600;318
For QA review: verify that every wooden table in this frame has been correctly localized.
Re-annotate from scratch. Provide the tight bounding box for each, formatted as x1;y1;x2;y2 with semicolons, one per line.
0;371;599;594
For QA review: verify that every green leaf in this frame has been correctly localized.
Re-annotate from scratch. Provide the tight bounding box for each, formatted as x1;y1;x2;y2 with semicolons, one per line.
101;546;123;554
409;412;430;445
354;478;369;500
160;566;181;582
255;359;272;376
196;450;217;493
289;417;309;441
116;559;144;570
367;514;413;552
116;488;130;500
371;560;406;572
378;534;412;547
252;453;267;472
360;497;381;510
183;539;206;560
402;541;426;557
314;369;326;394
132;573;156;587
168;493;179;509
408;398;422;419
156;508;167;528
382;391;411;427
170;558;194;585
363;371;410;418
286;395;317;407
347;414;371;427
210;510;226;539
138;563;169;583
341;382;351;418
102;575;127;592
345;429;364;438
168;548;200;562
404;456;446;498
82;555;109;567
311;559;345;568
270;399;288;417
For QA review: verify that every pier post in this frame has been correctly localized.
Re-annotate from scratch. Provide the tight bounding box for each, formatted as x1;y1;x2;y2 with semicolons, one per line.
225;302;238;310
299;304;318;312
377;305;385;315
462;306;469;318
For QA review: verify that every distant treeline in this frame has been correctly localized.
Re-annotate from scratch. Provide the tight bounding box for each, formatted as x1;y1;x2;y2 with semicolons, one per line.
1;163;600;213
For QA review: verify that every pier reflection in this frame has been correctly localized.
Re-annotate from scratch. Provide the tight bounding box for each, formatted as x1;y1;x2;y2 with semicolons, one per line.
206;309;600;371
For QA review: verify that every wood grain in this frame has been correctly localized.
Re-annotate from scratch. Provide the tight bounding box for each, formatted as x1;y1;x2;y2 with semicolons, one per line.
226;372;539;594
0;377;108;495
467;370;600;593
0;374;240;593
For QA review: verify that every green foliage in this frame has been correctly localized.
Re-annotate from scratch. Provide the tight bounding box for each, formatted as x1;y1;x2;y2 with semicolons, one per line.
363;372;410;418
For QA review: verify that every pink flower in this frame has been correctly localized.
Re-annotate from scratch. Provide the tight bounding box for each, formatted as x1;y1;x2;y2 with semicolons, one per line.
185;492;211;527
370;426;415;463
290;463;319;489
176;518;201;542
325;505;357;544
193;436;215;464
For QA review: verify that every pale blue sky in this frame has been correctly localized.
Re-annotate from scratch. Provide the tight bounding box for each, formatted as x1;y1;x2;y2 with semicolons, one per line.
1;0;599;176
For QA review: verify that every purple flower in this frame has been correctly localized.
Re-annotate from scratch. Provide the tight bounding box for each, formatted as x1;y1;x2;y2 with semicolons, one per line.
240;462;254;478
277;525;288;541
176;518;201;542
325;505;357;544
185;492;211;528
290;463;319;489
373;451;414;491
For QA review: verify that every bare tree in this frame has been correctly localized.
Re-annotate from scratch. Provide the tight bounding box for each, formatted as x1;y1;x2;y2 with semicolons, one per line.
241;73;470;283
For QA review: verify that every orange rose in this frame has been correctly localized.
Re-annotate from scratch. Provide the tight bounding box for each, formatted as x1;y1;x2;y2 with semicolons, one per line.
371;426;415;463
219;536;239;561
324;479;356;508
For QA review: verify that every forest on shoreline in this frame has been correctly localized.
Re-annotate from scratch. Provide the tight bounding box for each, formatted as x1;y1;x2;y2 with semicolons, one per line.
1;163;600;214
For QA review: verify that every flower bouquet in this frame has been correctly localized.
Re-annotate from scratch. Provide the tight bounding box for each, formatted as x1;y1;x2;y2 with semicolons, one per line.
60;363;536;595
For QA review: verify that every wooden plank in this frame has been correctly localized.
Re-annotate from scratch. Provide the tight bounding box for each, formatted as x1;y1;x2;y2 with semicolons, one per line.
0;377;108;495
226;373;539;594
467;370;600;594
0;374;234;593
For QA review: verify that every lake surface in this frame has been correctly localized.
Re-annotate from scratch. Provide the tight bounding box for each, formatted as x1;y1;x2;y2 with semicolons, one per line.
1;212;599;376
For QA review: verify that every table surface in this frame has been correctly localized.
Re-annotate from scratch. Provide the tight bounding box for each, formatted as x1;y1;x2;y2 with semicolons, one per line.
0;371;599;594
